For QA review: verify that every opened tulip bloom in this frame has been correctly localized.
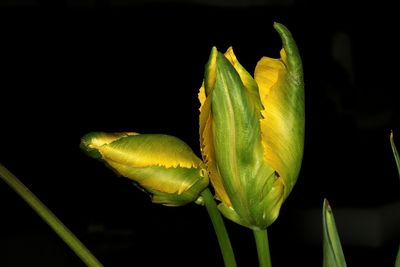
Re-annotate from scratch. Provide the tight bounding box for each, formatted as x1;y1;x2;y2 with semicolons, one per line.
199;22;304;229
80;132;209;206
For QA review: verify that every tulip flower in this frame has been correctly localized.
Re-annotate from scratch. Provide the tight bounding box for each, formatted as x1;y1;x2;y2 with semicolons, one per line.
80;132;209;206
199;22;304;229
81;132;237;266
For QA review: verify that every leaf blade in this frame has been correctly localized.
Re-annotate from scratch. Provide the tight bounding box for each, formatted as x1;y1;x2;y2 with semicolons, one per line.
390;131;400;180
323;199;347;267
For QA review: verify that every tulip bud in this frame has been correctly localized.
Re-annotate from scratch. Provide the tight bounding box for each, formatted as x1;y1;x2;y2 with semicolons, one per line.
81;132;209;206
199;22;304;229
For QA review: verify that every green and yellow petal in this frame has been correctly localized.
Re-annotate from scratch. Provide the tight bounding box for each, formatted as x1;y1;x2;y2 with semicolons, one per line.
81;132;209;206
199;48;232;206
210;51;276;228
85;133;202;169
198;22;304;229
224;47;263;113
255;22;305;197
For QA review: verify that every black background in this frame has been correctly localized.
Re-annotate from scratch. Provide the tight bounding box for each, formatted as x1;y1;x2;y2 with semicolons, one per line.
0;1;399;266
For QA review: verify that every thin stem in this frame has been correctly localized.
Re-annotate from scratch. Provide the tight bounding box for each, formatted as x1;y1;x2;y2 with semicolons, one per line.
390;131;400;180
253;229;272;267
200;188;237;267
0;163;103;267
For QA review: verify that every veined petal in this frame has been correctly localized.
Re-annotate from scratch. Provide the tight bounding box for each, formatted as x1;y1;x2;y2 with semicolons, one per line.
106;162;201;194
254;55;285;99
211;51;275;227
198;84;206;108
108;162;208;206
81;132;209;206
83;133;202;168
255;22;305;197
81;132;138;159
199;48;232;206
224;47;263;114
204;47;218;96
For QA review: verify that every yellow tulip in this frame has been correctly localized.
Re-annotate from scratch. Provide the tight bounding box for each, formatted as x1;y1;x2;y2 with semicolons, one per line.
81;132;209;206
199;22;304;229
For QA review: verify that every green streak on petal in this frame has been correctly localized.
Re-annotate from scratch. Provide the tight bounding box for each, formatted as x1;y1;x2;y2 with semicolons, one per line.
81;133;208;206
205;47;218;96
211;51;275;228
80;132;136;159
255;22;305;197
224;47;263;114
273;22;303;85
200;48;233;207
83;133;202;169
109;163;207;206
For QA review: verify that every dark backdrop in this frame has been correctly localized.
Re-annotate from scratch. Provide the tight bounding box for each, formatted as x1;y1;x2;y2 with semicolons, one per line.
0;2;399;266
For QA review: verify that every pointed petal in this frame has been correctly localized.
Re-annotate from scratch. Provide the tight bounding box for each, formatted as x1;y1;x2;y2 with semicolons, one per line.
84;133;202;168
211;51;275;226
274;22;303;81
254;55;285;99
109;162;208;206
107;162;200;194
200;48;232;206
323;199;347;267
224;47;263;113
255;22;305;197
256;176;285;227
81;132;138;159
81;132;208;206
218;203;251;229
204;47;218;96
198;83;206;107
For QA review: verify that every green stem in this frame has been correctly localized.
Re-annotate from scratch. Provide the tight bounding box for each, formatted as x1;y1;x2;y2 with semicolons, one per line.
390;131;400;180
200;188;236;267
253;229;272;267
0;163;103;267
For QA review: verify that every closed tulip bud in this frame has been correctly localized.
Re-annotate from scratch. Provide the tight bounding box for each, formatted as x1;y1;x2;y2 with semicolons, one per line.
199;22;304;229
81;132;209;206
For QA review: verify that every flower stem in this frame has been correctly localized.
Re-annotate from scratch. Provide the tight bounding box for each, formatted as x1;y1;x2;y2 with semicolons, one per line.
253;229;272;267
200;188;237;267
0;163;103;267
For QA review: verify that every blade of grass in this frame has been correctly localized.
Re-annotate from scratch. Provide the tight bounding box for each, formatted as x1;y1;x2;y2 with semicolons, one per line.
323;199;346;267
391;131;400;267
0;163;103;267
390;131;400;180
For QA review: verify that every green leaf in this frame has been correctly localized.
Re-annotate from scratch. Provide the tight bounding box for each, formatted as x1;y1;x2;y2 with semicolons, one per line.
392;133;400;267
323;199;347;267
390;131;400;180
